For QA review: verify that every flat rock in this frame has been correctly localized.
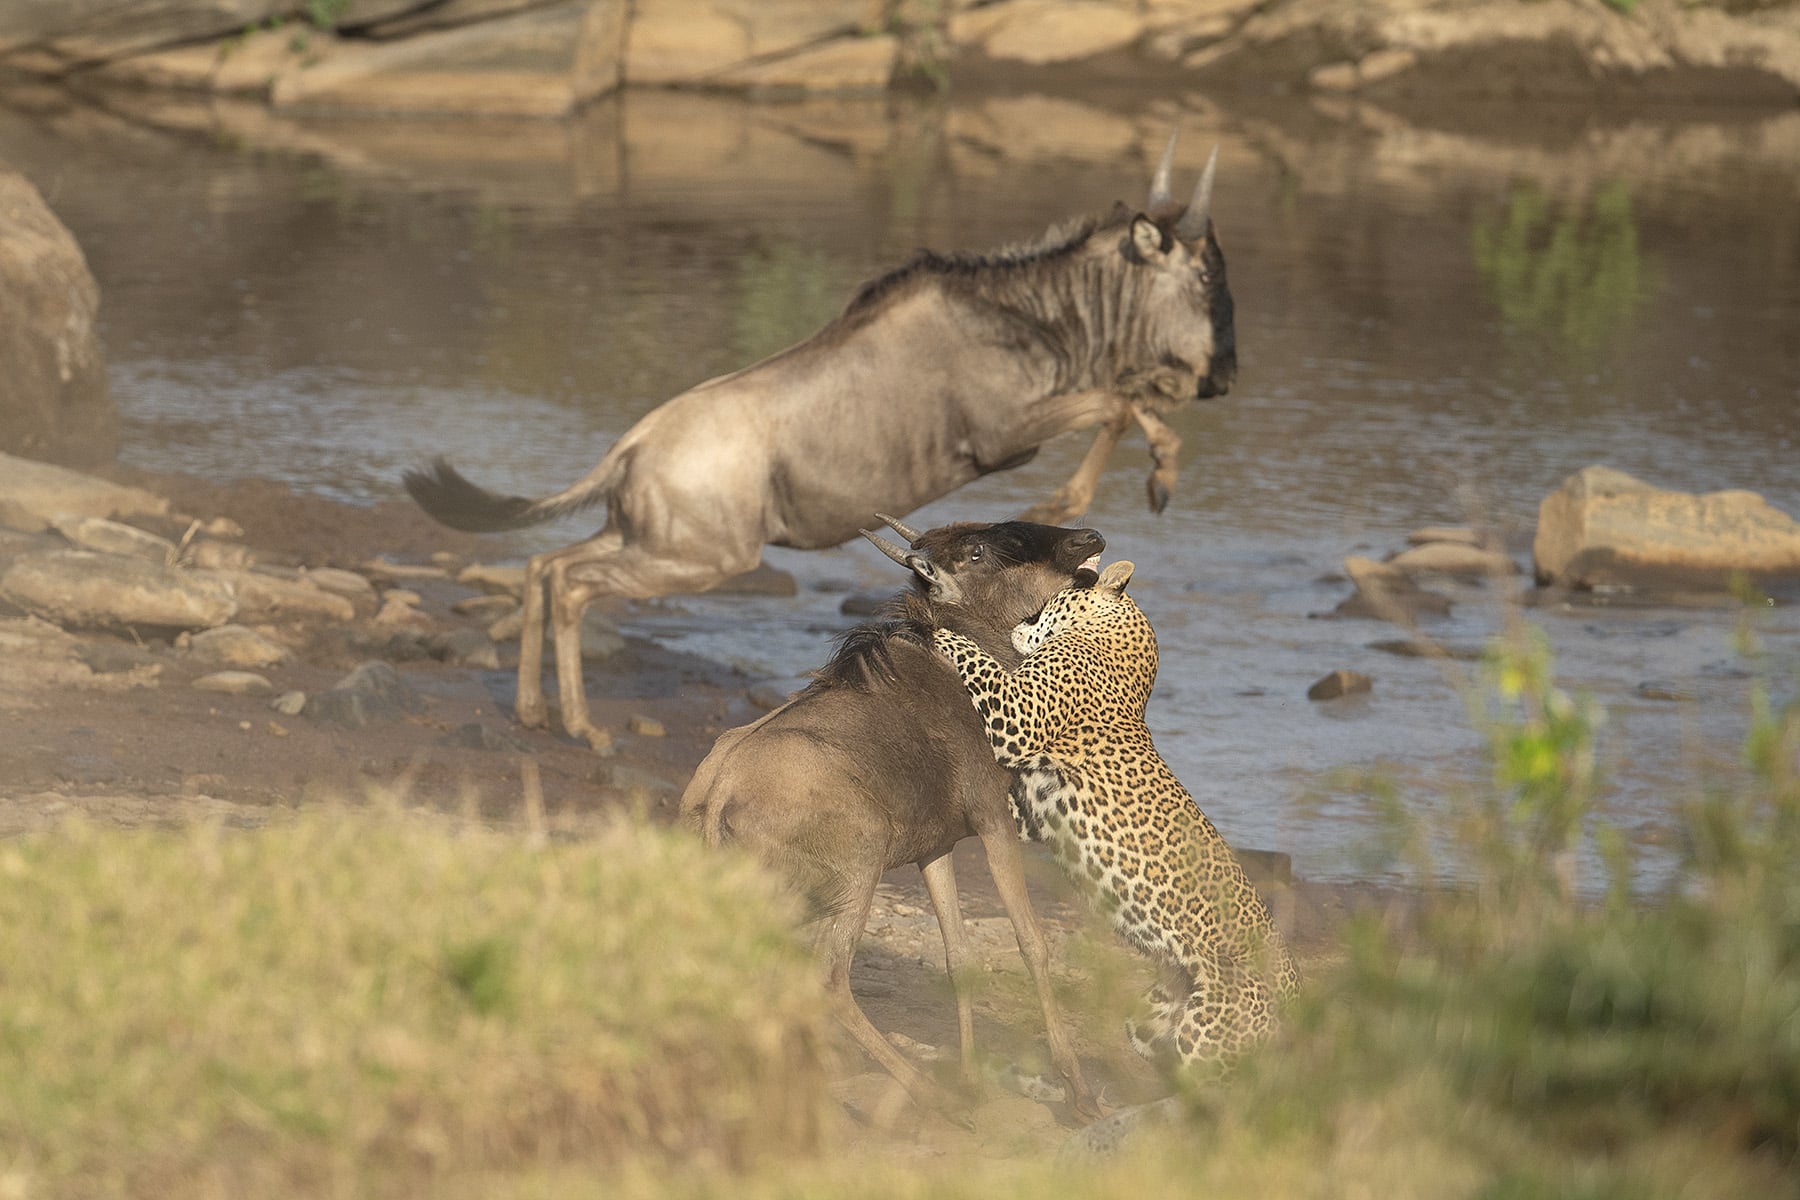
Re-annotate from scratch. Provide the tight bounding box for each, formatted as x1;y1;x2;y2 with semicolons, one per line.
193;670;275;696
430;627;502;670
1385;541;1518;577
300;567;378;613
186;624;290;668
452;593;517;620
1406;525;1482;547
0;452;166;534
626;0;872;85
0;549;237;632
627;714;666;737
50;514;177;563
457;563;526;598
203;569;357;624
1330;556;1453;623
963;0;1144;64
305;660;425;729
1534;465;1800;593
1307;669;1372;701
361;558;450;583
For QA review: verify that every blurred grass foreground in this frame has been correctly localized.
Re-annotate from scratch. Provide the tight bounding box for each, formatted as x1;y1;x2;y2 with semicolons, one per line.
3;624;1799;1198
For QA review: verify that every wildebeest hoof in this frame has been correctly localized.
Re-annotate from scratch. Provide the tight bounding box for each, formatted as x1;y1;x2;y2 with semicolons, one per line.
1146;478;1171;514
575;724;616;755
515;701;549;729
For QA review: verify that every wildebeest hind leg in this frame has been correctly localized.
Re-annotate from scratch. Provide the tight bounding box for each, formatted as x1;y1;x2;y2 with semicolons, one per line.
516;537;614;730
550;540;758;751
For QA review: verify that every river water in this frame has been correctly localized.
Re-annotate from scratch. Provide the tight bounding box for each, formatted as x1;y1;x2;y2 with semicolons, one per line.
4;88;1796;889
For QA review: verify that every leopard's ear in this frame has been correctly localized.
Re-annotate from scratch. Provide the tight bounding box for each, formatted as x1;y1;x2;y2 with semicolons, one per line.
1099;560;1135;593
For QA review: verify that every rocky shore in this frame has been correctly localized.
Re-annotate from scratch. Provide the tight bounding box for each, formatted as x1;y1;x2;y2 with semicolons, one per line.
0;0;1796;117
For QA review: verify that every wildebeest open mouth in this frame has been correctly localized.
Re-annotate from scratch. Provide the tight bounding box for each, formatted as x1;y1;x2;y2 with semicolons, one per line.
1074;553;1102;586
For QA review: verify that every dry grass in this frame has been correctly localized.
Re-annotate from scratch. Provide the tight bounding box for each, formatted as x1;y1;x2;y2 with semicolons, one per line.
0;805;837;1198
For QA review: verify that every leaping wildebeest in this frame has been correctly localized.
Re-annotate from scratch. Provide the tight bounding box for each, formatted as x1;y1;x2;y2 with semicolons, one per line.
404;134;1235;749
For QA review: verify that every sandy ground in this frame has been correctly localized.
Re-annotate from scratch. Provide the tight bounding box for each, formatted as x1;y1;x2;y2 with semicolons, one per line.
0;466;1401;1155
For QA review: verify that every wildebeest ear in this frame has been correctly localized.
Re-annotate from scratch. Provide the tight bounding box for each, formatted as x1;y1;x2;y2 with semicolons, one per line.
1129;216;1167;261
908;555;965;604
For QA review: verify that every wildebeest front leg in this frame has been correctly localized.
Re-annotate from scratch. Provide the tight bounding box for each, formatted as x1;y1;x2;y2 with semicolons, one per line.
1017;401;1133;525
1131;403;1182;514
919;850;978;1084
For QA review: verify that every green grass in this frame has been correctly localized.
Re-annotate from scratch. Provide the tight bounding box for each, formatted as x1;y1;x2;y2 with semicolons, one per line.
0;806;836;1198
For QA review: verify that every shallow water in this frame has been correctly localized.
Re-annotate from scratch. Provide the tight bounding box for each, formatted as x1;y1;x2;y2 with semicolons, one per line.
5;89;1797;888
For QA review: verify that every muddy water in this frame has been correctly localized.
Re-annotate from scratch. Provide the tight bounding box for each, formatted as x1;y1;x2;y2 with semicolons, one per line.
5;90;1797;889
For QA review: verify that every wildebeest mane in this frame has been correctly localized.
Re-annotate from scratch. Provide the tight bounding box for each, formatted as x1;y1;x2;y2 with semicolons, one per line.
835;208;1133;329
803;590;936;695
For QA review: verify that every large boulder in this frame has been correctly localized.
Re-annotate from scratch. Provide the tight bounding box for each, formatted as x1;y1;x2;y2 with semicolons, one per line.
0;165;116;467
0;1;437;69
951;0;1143;65
1534;465;1800;593
271;1;625;117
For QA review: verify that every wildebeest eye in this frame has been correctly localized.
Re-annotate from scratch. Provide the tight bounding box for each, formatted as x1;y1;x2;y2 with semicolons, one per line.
968;546;984;562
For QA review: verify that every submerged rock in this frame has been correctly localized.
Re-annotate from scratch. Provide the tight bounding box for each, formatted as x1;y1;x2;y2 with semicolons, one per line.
1307;669;1373;701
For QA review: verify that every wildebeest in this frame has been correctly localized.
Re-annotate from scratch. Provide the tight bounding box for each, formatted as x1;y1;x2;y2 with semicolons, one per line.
681;515;1104;1117
404;134;1234;748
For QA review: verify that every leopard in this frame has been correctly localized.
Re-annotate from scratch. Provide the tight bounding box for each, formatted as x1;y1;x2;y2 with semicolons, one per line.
931;559;1299;1075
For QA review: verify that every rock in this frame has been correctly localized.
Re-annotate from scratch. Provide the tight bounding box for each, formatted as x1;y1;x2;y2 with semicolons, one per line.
193;670;274;696
457;562;525;598
710;33;897;92
1534;466;1800;593
50;514;176;563
306;660;425;729
1369;638;1482;662
271;1;625;117
1406;525;1481;547
300;567;378;613
0;549;237;632
627;714;666;737
270;689;308;716
430;628;502;669
710;562;799;597
361;558;450;583
0;165;116;466
181;539;254;571
1331;556;1453;623
358;0;549;39
1636;681;1697;703
76;639;156;674
452;593;517;620
0;1;289;66
1384;541;1517;578
373;591;431;628
840;591;889;617
626;0;873;85
0;451;168;534
959;0;1144;65
203;569;357;623
1307;669;1372;701
438;721;530;752
186;624;290;669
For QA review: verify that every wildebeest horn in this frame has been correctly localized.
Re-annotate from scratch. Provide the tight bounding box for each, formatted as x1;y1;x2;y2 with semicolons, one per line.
1174;144;1218;241
861;527;914;567
1146;130;1178;212
875;512;923;545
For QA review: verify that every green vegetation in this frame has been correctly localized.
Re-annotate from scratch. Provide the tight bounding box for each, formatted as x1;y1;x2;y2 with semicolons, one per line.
0;807;836;1198
1473;181;1651;362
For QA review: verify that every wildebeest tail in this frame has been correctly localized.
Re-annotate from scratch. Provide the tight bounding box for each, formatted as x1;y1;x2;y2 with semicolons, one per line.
402;455;618;533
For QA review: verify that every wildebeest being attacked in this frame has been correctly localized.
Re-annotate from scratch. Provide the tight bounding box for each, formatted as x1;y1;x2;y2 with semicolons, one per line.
680;515;1105;1118
404;133;1235;748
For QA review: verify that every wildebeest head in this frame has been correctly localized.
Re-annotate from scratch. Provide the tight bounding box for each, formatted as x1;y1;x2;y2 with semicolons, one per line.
1110;136;1237;405
860;513;1103;628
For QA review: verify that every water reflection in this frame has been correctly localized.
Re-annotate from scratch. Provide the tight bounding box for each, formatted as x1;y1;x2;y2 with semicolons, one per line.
1473;180;1650;361
732;241;850;363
